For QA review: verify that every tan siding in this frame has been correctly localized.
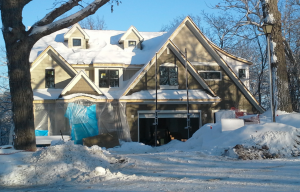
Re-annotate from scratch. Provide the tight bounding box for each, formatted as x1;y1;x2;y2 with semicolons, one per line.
123;69;139;81
31;54;73;89
88;69;95;82
126;30;140;41
172;25;216;63
65;78;98;95
124;31;141;49
68;28;87;49
194;65;257;112
127;49;203;95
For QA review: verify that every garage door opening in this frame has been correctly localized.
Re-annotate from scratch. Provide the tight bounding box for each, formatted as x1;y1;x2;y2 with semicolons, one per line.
138;111;201;146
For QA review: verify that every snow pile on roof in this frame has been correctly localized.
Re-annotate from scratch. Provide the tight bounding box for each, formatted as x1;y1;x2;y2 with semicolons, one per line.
29;29;168;65
0;141;122;186
33;89;63;100
120;89;220;100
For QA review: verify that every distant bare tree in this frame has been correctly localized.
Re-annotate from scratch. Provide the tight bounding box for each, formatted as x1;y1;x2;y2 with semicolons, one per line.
79;15;107;30
0;46;12;145
160;14;202;32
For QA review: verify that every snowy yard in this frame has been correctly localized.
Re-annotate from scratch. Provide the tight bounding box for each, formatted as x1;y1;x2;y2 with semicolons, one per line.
1;111;300;191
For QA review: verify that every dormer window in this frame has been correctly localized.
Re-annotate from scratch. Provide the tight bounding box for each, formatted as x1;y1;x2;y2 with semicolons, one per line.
128;41;136;47
64;23;89;49
239;69;246;79
73;39;82;47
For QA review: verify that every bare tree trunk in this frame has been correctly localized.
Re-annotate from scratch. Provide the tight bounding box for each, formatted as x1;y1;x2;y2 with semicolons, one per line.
6;44;36;150
1;0;111;151
261;0;293;112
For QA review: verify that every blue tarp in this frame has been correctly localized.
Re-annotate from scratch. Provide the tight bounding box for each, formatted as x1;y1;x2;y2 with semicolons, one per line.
35;130;48;136
65;103;99;144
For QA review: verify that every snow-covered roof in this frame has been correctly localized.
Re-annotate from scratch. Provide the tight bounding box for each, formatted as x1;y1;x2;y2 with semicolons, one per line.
33;89;106;101
30;28;167;65
120;89;220;101
33;89;63;100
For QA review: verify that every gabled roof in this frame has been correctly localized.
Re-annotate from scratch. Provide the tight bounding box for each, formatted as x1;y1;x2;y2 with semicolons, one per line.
61;70;104;96
64;23;90;40
121;39;216;97
118;25;144;43
121;16;264;113
183;16;264;113
30;45;77;76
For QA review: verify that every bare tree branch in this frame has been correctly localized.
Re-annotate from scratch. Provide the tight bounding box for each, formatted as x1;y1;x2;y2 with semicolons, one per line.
28;0;110;41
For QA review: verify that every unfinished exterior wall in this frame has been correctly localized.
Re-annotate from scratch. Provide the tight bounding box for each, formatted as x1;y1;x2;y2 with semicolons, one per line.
127;49;203;95
31;54;73;89
172;25;216;63
193;65;258;113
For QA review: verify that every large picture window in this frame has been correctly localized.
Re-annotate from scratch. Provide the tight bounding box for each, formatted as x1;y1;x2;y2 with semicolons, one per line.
159;66;178;86
45;69;55;88
99;70;119;88
73;39;82;47
199;71;221;80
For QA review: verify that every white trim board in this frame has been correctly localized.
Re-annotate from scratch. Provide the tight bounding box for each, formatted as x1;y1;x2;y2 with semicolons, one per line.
61;70;104;96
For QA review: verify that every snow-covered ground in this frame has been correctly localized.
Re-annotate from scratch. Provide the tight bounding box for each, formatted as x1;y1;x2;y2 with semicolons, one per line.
1;111;300;191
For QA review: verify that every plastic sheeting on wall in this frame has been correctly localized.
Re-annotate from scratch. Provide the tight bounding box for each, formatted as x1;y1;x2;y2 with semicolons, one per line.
65;101;99;144
98;102;131;142
33;100;132;145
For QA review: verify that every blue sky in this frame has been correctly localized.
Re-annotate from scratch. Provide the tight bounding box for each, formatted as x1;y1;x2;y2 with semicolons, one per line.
0;0;222;76
1;0;221;46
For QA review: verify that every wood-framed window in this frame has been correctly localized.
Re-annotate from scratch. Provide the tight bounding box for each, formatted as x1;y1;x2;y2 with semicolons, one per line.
159;66;178;86
73;38;82;47
128;41;136;47
45;69;55;88
199;71;222;80
239;69;246;79
99;70;119;88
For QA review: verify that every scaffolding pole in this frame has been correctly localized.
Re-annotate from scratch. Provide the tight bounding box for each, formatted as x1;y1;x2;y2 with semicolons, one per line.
184;48;191;139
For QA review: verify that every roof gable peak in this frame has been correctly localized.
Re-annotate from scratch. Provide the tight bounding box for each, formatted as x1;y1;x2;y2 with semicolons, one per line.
61;70;104;96
119;25;144;43
64;23;90;40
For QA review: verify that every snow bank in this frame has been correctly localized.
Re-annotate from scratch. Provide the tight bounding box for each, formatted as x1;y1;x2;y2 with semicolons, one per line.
158;113;300;158
0;141;119;186
109;141;154;154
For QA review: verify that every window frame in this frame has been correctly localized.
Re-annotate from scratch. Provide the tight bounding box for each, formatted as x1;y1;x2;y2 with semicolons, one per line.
238;69;246;79
198;70;222;81
99;69;119;88
159;65;179;86
45;69;55;88
128;40;137;47
72;37;82;48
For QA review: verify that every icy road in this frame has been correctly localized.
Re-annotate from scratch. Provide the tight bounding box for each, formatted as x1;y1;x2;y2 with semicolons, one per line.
2;150;300;192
